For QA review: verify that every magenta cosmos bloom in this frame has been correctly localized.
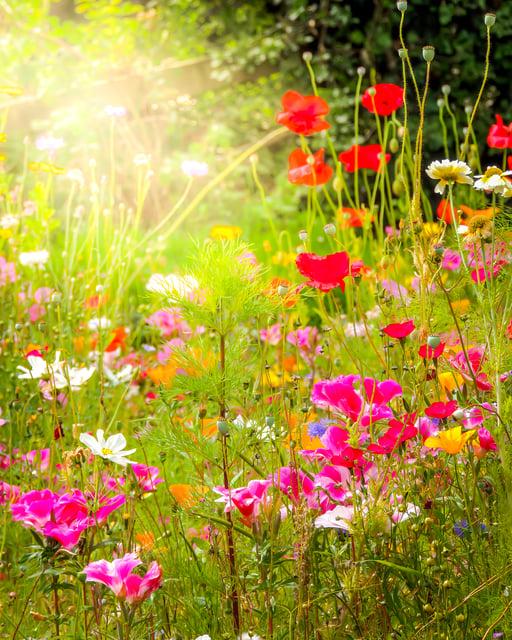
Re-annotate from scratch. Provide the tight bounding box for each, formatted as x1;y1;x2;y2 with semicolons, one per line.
83;553;162;605
312;374;402;426
10;488;125;549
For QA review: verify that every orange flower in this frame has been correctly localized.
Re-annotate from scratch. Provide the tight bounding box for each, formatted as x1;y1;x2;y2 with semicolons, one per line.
169;484;208;508
424;426;476;454
105;326;128;353
437;371;463;397
459;204;495;220
135;532;155;551
337;207;373;228
146;363;178;386
265;277;299;308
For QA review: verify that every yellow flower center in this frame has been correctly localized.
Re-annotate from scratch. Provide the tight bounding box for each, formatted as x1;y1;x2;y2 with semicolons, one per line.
483;166;502;179
101;447;113;456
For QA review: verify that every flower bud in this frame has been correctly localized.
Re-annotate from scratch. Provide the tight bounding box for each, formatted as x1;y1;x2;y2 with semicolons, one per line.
298;229;308;241
332;176;343;192
397;0;407;11
452;408;465;421
398;48;408;59
484;13;496;27
389;138;399;153
436;98;444;109
441;84;451;96
427;335;441;349
422;46;435;63
323;223;336;236
367;87;376;97
302;51;313;62
277;284;289;296
217;420;229;436
356;66;366;77
464;104;472;116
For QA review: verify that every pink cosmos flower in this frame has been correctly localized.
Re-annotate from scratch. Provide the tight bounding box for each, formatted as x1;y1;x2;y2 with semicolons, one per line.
380;279;409;301
442;249;462;271
450;347;492;391
272;467;316;507
10;489;125;549
0;481;20;505
311;374;402;427
260;323;282;346
214;479;272;524
83;553;162;605
473;427;497;458
146;309;191;338
131;463;163;492
0;256;16;287
313;465;351;512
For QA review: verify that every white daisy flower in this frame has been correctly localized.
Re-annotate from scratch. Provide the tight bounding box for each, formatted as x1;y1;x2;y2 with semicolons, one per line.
19;250;49;267
473;166;512;195
79;428;136;466
425;159;473;194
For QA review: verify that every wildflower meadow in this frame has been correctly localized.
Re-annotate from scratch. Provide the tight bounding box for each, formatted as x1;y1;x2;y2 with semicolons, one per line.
1;1;512;639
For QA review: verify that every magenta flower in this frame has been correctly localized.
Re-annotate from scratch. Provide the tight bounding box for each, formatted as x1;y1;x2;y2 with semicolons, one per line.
425;400;458;419
83;553;162;605
474;427;497;456
311;374;402;427
450;347;492;391
214;479;272;524
442;249;462;271
10;488;125;549
131;463;163;492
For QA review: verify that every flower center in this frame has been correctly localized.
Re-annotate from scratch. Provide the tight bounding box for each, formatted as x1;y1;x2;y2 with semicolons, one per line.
483;166;502;179
101;447;113;456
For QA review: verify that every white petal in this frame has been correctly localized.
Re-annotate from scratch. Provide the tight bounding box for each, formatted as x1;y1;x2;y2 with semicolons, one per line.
80;433;101;454
105;433;127;452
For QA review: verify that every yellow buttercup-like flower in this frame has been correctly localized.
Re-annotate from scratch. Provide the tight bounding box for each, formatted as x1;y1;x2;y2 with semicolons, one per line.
209;224;242;240
425;426;476;454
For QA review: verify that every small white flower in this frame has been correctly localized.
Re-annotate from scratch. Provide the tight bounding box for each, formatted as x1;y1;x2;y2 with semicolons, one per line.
473;166;512;195
103;364;135;387
0;214;19;229
314;505;355;531
35;134;64;153
181;160;208;178
79;428;136;466
17;354;54;380
146;273;199;298
87;317;112;331
426;159;473;194
66;169;84;185
19;250;49;267
54;365;95;391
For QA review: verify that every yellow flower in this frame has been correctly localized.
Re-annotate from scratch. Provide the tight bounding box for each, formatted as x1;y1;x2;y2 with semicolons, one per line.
425;426;476;454
272;251;296;266
209;224;242;240
0;85;23;96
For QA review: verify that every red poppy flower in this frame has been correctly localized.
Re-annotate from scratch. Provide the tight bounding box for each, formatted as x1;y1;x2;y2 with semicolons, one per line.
105;326;128;353
425;400;458;419
382;319;415;339
419;342;445;359
296;251;352;292
338;144;391;173
361;84;404;117
436;199;459;224
276;90;330;136
288;148;333;186
337;207;373;228
487;115;512;149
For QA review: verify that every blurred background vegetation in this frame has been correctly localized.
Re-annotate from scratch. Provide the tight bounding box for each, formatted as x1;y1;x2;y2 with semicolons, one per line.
1;0;511;244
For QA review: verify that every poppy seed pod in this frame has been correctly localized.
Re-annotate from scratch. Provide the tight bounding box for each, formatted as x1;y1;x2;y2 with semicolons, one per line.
484;13;496;27
427;335;441;349
357;66;366;77
422;46;435;63
398;48;408;59
298;229;308;241
277;284;289;296
396;1;407;11
217;420;229;436
389;138;399;153
323;223;336;236
441;84;451;96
